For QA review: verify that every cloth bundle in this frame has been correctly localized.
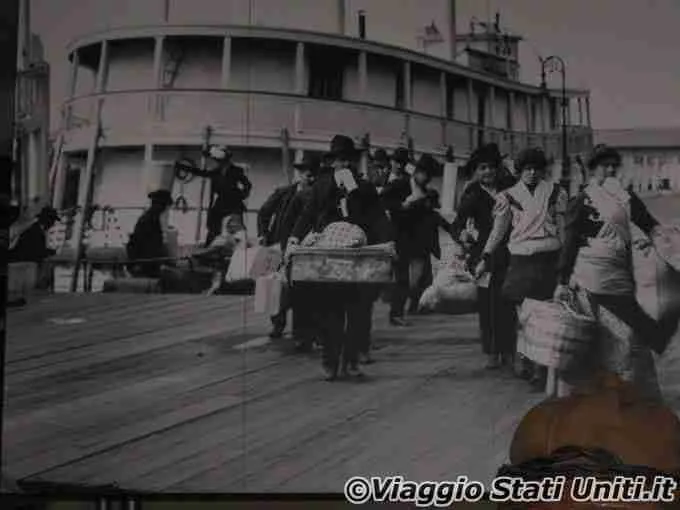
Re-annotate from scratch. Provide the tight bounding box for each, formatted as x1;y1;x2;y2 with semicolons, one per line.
419;253;477;313
314;221;368;249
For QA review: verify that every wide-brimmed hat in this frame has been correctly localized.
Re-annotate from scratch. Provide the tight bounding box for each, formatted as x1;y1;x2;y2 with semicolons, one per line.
587;144;622;170
36;205;60;223
414;153;441;178
294;153;322;174
372;148;390;165
148;189;174;206
515;147;549;171
327;134;360;161
391;147;411;164
471;143;503;168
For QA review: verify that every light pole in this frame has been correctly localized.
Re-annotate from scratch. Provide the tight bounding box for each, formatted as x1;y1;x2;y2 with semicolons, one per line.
540;55;570;194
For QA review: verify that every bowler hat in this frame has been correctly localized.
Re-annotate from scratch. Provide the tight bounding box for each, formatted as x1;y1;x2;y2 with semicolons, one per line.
414;153;441;178
515;147;549;171
391;147;410;164
148;189;174;206
294;153;322;174
372;148;389;165
36;205;60;223
587;144;622;170
327;134;360;161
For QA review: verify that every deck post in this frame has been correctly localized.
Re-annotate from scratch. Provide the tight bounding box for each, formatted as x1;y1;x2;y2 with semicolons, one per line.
69;98;103;292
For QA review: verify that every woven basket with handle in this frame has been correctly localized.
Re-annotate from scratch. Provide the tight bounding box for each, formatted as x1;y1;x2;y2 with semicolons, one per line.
518;295;599;370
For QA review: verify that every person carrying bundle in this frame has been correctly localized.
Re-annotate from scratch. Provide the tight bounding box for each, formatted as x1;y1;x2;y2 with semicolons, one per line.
450;143;516;370
257;153;320;350
287;134;395;380
475;147;568;391
554;144;680;392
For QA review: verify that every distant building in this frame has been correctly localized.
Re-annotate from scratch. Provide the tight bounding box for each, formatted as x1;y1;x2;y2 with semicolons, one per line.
595;128;680;196
15;24;51;217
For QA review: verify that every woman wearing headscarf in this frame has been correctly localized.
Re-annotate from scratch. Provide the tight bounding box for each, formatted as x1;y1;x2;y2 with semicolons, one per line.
450;143;516;369
554;144;680;383
475;147;568;389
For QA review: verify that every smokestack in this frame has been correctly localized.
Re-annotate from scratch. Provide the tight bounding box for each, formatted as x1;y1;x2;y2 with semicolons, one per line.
448;0;457;61
358;10;366;39
337;0;345;34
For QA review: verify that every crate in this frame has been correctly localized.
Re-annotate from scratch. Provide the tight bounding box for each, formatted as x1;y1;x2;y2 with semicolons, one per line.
289;247;394;284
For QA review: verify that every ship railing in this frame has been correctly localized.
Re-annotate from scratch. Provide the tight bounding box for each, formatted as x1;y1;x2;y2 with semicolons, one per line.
46;205;263;293
62;88;591;160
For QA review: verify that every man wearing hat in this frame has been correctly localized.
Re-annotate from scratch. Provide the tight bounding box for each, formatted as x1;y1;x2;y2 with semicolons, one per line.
183;145;252;246
9;205;60;264
382;153;449;324
366;148;391;191
7;204;59;306
389;147;412;183
257;152;321;346
126;189;175;279
288;134;395;380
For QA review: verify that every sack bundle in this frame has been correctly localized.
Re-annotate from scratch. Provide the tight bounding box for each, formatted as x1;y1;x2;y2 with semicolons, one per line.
633;231;680;322
419;255;477;313
651;224;680;273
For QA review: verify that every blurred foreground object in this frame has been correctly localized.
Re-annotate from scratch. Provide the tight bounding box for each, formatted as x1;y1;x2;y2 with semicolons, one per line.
497;372;680;509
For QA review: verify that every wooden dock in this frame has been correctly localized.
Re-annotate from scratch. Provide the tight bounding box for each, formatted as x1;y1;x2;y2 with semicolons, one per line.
5;292;680;494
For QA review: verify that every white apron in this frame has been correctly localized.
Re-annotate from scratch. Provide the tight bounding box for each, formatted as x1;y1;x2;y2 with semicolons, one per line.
504;180;563;256
571;179;634;296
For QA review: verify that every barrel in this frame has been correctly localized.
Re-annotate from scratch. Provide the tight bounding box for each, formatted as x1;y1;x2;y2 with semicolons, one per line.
518;299;599;370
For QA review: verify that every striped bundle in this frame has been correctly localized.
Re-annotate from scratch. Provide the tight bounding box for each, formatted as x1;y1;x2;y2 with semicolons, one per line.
518;298;599;370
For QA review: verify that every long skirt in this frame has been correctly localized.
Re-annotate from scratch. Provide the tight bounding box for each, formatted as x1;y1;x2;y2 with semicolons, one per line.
502;250;561;361
502;250;560;303
477;251;514;357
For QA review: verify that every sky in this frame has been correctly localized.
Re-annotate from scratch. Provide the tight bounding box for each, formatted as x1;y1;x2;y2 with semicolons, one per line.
30;0;680;132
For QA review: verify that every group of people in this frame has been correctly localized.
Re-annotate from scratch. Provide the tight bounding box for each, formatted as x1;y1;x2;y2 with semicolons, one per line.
124;133;680;388
258;134;449;381
452;141;680;392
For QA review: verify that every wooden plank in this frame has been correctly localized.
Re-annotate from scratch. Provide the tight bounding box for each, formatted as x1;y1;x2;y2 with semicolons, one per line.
6;290;678;493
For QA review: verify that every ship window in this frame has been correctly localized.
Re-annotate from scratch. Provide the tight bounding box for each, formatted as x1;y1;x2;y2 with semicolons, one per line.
530;100;537;132
660;178;671;190
308;52;343;101
62;166;80;210
633;155;644;165
395;67;405;109
445;76;454;119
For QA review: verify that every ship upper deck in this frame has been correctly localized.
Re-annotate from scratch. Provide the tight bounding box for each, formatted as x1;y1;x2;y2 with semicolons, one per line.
66;23;588;100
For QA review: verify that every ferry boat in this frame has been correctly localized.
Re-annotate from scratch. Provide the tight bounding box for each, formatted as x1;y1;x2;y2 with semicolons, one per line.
46;0;594;290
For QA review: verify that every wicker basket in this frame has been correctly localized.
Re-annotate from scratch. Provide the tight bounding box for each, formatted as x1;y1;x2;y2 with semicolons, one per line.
289;247;393;284
518;298;599;370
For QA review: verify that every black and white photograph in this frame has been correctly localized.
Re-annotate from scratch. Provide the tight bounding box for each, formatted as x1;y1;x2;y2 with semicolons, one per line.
3;0;680;504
